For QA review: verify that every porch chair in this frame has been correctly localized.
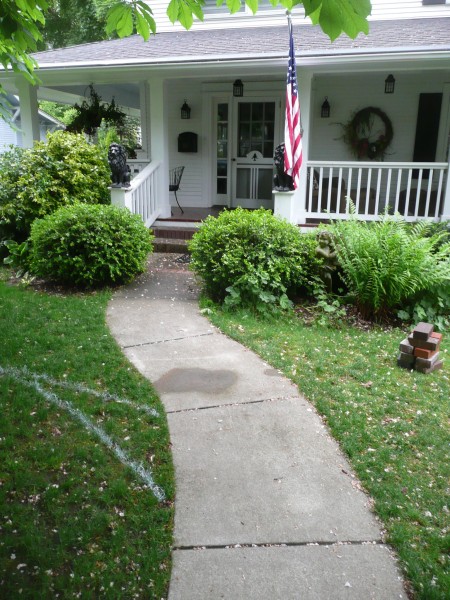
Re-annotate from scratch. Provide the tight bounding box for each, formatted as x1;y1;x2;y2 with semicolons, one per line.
169;166;185;214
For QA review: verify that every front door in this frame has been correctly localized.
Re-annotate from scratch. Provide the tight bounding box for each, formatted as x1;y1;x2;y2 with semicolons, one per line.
232;99;280;209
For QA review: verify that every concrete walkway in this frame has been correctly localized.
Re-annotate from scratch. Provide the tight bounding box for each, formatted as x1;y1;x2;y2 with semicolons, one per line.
107;254;406;600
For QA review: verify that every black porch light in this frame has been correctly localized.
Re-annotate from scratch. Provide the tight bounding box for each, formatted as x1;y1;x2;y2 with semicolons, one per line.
321;97;330;118
181;100;191;119
233;79;244;97
385;74;395;94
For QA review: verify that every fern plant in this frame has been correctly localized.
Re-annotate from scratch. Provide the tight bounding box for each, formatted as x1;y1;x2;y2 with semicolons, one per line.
328;214;450;319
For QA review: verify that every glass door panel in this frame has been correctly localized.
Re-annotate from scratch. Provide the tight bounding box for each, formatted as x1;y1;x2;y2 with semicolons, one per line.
234;100;278;208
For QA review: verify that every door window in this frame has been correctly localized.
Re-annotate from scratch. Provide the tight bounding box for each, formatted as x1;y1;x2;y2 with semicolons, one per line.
238;102;275;158
216;102;229;195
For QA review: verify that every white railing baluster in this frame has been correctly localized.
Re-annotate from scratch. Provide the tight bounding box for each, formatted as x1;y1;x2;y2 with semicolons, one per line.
414;169;423;219
395;169;402;214
375;168;382;215
346;168;353;215
386;169;392;212
435;171;444;219
327;167;333;214
356;169;362;213
405;170;413;217
365;168;372;216
424;170;434;218
110;160;162;228
304;160;447;222
307;166;313;212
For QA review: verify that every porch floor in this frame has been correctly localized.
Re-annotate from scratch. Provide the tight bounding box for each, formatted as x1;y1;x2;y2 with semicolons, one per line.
159;205;224;222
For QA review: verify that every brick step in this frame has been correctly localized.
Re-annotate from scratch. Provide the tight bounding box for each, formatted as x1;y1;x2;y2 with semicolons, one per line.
152;237;189;253
152;227;196;240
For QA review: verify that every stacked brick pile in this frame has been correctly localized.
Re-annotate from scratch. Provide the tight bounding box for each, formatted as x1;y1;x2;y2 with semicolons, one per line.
397;322;444;373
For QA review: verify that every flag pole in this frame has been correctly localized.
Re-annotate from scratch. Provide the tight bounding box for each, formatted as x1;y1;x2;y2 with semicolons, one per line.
284;8;303;190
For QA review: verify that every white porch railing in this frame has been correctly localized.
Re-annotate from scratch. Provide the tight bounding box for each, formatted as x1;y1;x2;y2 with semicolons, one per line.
306;161;449;222
110;160;161;227
128;159;151;178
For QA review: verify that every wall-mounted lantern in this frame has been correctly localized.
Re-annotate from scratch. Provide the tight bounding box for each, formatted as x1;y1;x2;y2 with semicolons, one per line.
181;100;191;119
321;97;330;118
233;79;244;97
385;74;395;94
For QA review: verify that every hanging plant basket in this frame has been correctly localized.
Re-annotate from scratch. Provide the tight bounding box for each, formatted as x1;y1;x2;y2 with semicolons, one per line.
67;84;126;137
341;106;393;160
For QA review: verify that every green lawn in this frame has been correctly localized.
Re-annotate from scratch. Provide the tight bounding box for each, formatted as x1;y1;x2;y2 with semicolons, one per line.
204;304;449;600
0;275;174;598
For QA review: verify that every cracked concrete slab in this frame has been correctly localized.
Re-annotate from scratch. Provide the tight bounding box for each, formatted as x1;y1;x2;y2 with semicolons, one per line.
123;333;299;411
169;544;405;600
107;253;406;600
107;298;214;347
168;398;381;547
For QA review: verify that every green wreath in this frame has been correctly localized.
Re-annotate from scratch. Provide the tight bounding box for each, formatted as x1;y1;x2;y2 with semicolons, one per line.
342;106;393;160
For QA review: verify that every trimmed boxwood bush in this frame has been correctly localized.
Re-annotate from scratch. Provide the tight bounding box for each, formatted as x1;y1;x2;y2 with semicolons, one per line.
0;131;110;243
29;204;153;287
189;207;315;312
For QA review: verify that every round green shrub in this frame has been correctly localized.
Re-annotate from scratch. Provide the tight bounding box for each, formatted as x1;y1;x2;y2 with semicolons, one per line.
29;204;153;287
189;207;313;312
0;131;110;242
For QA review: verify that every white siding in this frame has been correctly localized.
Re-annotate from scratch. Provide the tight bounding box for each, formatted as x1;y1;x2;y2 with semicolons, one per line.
310;72;450;163
152;0;450;32
369;0;450;20
167;80;205;207
0;120;18;153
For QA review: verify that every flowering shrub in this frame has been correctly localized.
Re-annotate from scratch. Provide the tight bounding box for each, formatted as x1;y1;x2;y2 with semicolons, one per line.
0;131;110;243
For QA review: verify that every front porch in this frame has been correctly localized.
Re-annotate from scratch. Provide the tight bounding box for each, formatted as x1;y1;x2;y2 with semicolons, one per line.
2;18;449;229
111;158;450;229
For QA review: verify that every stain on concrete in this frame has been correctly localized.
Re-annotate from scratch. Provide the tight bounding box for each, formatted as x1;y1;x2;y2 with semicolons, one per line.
155;368;238;395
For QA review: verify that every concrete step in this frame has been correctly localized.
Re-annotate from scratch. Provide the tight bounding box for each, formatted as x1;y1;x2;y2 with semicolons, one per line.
152;227;196;240
151;226;197;253
152;237;189;253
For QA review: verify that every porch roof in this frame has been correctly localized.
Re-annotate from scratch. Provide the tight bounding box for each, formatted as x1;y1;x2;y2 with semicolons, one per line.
31;18;450;70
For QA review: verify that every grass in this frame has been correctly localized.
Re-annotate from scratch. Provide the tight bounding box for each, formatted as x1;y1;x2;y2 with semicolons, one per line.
0;273;174;599
203;302;449;600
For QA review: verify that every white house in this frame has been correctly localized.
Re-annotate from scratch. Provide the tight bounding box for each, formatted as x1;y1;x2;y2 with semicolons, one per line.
0;94;64;154
0;0;449;225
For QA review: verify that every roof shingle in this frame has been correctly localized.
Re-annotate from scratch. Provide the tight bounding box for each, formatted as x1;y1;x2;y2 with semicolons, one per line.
33;18;450;68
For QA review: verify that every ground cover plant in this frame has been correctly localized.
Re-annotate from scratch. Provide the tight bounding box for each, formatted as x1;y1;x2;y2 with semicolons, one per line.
0;272;174;598
202;302;449;599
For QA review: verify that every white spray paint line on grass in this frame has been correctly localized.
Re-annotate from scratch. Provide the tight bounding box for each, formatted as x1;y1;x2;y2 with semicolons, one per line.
9;366;159;417
0;365;166;502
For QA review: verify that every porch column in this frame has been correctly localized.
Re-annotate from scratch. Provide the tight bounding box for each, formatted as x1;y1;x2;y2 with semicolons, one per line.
292;69;313;225
149;77;171;218
138;81;150;159
16;79;40;148
441;156;450;222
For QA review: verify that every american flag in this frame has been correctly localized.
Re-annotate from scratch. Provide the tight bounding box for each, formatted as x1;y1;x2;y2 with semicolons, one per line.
284;16;303;189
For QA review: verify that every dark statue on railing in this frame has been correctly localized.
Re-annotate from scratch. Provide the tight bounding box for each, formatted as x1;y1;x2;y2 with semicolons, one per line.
108;142;131;187
273;143;294;191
